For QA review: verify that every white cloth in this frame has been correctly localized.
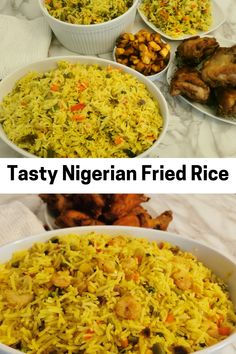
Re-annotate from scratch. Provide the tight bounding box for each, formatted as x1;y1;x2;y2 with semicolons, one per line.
0;15;51;78
0;0;8;11
0;0;42;19
16;0;42;20
0;201;45;246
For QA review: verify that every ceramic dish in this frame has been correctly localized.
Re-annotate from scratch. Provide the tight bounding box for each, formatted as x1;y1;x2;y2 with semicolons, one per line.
0;56;169;158
43;197;158;230
112;40;171;82
138;0;225;41
0;226;235;354
38;0;139;54
166;36;236;125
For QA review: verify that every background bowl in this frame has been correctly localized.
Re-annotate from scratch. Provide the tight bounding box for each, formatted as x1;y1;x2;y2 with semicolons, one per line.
0;225;235;354
0;56;168;158
38;0;139;55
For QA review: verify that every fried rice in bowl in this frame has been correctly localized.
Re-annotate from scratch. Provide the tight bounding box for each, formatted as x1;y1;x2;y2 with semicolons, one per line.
0;56;168;158
0;226;235;354
38;0;139;54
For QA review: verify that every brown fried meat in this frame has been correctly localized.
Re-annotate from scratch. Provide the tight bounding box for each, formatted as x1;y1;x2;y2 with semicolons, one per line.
113;206;172;230
56;210;105;228
102;194;149;222
176;36;219;65
201;45;236;88
170;67;211;103
71;194;106;219
40;194;173;231
40;194;73;216
215;87;236;118
170;37;236;119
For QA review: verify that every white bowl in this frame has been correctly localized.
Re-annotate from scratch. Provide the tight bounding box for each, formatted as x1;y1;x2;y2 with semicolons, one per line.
0;56;168;158
0;226;235;354
113;41;171;82
38;0;139;55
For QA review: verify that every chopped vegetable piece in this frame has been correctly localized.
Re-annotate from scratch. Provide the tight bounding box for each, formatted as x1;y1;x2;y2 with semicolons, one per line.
47;148;56;157
130;271;140;282
122;149;136;157
84;333;94;340
72;114;85;121
173;346;188;354
86;328;95;334
18;134;37;144
50;237;59;243
218;326;231;336
128;335;139;345
120;338;129;348
152;343;165;354
50;84;59;91
142;327;151;337
70;103;86;111
78;82;88;91
114;136;123;145
165;313;175;323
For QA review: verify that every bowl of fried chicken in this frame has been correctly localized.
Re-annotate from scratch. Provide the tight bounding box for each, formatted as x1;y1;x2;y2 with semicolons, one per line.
40;194;173;231
167;36;236;123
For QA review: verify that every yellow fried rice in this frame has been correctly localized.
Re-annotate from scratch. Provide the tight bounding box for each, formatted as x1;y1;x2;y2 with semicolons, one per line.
0;61;163;158
45;0;133;25
140;0;212;38
0;232;235;354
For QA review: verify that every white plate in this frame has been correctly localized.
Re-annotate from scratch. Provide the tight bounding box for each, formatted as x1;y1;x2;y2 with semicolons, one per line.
166;36;236;125
138;0;225;41
0;225;236;354
43;203;56;230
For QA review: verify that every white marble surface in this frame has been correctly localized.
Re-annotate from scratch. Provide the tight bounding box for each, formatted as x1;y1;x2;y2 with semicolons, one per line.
0;0;235;157
0;194;235;262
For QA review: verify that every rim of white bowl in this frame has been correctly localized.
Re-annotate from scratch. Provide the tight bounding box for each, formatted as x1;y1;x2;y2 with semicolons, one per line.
38;0;140;28
0;55;169;158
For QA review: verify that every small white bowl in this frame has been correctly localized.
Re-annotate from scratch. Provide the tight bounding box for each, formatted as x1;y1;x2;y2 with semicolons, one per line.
38;0;139;55
113;38;171;81
0;226;236;354
0;56;169;158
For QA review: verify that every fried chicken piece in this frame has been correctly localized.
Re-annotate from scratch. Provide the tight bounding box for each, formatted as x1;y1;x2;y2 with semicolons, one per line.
112;206;148;227
137;209;173;230
103;194;149;222
201;45;236;88
151;210;173;230
72;194;106;218
215;87;236;118
40;194;73;216
80;219;105;226
170;67;211;103
55;210;104;228
113;214;141;227
113;207;173;231
41;193;173;231
176;36;219;65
